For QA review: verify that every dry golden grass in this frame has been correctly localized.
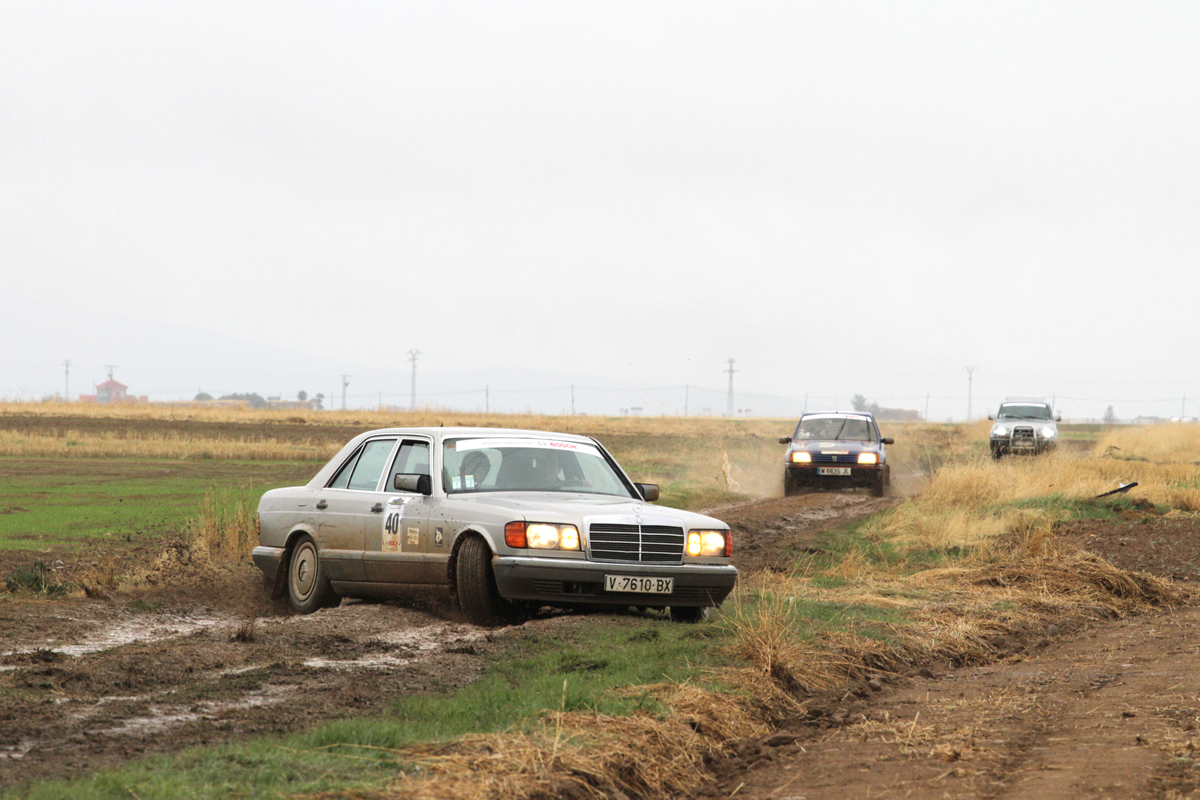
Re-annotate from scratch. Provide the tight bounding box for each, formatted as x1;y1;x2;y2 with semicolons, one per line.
380;676;780;800
0;428;336;461
1094;422;1200;464
0;400;790;438
862;429;1200;555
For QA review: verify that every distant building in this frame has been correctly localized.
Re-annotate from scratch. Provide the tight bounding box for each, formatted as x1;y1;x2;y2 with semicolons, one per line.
79;378;147;404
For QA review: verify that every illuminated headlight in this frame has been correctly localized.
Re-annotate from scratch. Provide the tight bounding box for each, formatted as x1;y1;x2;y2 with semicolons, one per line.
686;530;729;557
506;522;582;550
857;453;878;464
992;426;1008;437
1040;427;1057;438
790;451;811;463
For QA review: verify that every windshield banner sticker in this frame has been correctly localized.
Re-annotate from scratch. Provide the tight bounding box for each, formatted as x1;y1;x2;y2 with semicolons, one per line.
455;438;601;458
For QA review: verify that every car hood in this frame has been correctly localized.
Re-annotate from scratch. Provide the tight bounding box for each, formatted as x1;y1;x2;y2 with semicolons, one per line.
788;440;880;453
446;492;728;529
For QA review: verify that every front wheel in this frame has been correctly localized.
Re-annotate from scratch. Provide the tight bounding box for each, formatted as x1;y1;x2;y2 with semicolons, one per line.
287;534;338;613
456;536;516;626
871;465;890;498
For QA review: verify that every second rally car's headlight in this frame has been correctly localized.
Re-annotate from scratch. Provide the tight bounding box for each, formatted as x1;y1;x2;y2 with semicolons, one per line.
505;522;582;550
790;451;812;463
687;530;730;557
992;426;1008;437
857;453;878;464
1040;427;1057;438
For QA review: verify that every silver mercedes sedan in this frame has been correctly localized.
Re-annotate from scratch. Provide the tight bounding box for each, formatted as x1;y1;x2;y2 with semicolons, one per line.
252;427;737;625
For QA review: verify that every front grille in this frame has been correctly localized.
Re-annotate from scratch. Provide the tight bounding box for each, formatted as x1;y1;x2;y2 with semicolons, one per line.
811;452;856;464
1012;426;1036;441
589;523;685;563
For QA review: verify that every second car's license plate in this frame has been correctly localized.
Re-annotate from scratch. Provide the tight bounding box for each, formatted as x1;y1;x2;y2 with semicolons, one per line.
818;467;852;476
605;575;673;594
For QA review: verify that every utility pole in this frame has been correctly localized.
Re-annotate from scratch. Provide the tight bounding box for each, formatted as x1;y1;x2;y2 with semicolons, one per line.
63;360;71;401
341;375;350;410
725;358;736;417
571;385;575;416
407;349;421;411
965;366;976;421
485;384;489;414
684;385;689;417
924;393;930;421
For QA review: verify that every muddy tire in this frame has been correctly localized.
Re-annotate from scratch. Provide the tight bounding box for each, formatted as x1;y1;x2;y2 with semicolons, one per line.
670;605;709;623
287;534;337;613
871;465;890;498
783;472;801;497
457;536;514;626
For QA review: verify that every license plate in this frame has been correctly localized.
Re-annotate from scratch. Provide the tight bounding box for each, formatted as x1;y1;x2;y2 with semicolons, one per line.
818;467;852;476
605;575;674;594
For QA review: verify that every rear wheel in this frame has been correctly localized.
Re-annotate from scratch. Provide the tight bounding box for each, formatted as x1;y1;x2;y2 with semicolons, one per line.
670;605;709;623
457;536;515;626
287;534;337;613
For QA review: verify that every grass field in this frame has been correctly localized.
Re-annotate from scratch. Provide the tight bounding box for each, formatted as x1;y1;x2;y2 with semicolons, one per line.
0;458;317;551
3;404;1199;799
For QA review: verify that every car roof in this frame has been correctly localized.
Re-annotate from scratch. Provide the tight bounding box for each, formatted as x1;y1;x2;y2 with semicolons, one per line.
799;411;876;420
352;427;596;442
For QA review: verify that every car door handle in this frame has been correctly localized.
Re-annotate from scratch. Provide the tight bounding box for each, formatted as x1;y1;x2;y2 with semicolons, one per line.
315;499;328;510
370;503;384;513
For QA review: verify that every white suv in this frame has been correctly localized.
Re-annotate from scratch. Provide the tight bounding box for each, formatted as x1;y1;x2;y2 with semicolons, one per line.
988;399;1060;458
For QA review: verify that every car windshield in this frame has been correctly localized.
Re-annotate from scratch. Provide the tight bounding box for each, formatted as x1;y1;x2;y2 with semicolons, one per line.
997;404;1052;420
793;416;874;441
442;438;636;497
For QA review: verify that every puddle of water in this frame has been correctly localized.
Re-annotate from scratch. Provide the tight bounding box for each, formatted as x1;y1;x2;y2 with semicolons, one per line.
0;741;36;761
94;685;294;737
302;625;486;671
2;613;235;659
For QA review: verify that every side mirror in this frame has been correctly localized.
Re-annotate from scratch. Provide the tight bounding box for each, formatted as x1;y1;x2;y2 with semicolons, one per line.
881;437;894;445
987;414;994;420
1056;415;1062;422
635;483;660;502
778;436;792;445
393;473;432;495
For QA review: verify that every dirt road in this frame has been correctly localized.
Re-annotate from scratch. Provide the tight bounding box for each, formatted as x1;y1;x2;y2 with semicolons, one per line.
2;492;1197;798
704;503;1200;800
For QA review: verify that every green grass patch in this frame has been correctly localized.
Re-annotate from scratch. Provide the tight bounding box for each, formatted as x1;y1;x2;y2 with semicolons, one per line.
3;560;74;596
725;589;912;646
5;615;732;800
0;457;317;550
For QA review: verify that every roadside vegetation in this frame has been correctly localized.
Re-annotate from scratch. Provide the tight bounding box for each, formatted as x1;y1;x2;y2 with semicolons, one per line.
3;406;1198;799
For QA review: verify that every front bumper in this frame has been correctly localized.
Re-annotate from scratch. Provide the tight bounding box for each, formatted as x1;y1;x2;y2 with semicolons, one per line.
492;556;738;608
990;437;1056;455
785;463;883;489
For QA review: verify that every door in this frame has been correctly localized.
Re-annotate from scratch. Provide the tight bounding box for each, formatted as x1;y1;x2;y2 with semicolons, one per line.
312;437;398;582
363;439;439;584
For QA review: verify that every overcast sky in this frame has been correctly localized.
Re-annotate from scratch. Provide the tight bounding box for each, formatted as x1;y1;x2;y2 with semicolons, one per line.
3;2;1198;420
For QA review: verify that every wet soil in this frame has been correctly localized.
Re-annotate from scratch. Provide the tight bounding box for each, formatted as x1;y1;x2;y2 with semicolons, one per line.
704;507;1200;800
2;490;1199;798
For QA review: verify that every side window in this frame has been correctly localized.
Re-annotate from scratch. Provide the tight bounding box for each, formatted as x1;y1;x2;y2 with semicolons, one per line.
386;440;430;491
346;439;398;491
327;447;362;489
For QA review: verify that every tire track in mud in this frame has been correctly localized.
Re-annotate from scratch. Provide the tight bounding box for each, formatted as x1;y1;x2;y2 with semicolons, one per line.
0;601;506;788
